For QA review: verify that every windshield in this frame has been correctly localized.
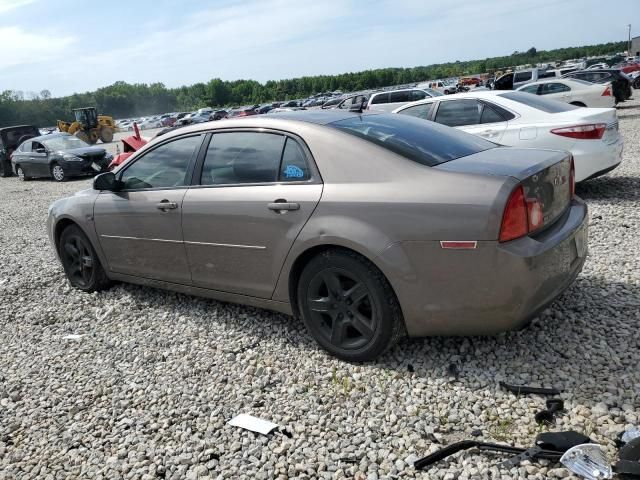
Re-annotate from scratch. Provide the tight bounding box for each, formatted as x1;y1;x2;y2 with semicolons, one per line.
42;135;90;151
498;91;578;113
329;114;494;167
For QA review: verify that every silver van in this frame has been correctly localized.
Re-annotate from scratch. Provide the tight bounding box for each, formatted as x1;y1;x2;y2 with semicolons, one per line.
366;88;443;112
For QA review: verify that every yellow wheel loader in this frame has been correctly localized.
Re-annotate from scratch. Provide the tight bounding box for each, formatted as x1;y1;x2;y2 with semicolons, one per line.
57;107;115;144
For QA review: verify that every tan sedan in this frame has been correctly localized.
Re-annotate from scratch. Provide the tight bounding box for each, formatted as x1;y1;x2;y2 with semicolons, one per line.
48;110;587;361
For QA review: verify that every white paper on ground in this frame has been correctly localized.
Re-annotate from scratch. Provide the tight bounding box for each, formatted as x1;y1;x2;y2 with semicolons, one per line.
228;414;279;435
62;334;85;340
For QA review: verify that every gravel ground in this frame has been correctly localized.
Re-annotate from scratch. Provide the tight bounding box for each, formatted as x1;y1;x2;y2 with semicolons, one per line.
1;100;639;480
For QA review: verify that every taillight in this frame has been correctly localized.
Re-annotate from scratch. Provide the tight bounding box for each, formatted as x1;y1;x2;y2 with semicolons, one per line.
569;157;575;198
499;186;528;242
602;85;612;96
551;123;606;140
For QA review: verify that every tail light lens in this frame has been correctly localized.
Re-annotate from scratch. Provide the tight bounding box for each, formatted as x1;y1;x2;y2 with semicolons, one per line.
602;85;612;96
551;123;606;140
499;185;528;242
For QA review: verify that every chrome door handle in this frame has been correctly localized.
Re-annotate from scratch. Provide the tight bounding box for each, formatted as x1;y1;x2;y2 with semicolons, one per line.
268;201;300;212
156;200;178;211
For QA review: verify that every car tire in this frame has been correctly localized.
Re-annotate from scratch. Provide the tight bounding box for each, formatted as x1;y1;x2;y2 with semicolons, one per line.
59;224;112;292
297;249;405;361
16;165;29;181
50;162;67;182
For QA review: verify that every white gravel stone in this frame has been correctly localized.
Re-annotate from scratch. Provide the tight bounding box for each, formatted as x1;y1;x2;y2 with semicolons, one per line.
1;97;640;479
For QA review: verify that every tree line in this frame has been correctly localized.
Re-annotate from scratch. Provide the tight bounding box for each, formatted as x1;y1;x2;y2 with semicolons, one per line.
0;41;626;126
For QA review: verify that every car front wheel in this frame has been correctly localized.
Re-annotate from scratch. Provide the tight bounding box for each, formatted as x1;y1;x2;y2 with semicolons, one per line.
16;165;29;181
297;249;405;361
51;163;67;182
59;225;112;292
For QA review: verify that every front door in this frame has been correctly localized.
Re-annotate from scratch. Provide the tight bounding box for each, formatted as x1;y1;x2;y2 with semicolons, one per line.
94;134;204;284
182;131;322;299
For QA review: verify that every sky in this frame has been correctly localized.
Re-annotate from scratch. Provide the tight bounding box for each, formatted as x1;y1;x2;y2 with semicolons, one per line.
1;0;638;98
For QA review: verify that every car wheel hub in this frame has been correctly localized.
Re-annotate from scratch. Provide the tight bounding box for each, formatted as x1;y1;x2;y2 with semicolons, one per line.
62;236;93;287
307;269;376;350
53;166;64;181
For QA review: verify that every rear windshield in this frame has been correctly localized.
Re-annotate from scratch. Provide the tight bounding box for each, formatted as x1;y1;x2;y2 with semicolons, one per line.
498;91;578;113
329;114;495;167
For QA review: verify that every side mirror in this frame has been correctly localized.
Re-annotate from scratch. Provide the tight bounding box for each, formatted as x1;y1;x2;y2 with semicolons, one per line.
93;172;121;191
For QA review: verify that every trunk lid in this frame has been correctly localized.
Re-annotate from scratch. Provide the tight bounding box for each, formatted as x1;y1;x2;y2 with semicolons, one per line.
436;147;572;232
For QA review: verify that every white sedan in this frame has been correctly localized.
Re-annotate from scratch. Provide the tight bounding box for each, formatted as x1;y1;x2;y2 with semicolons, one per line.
392;90;622;182
516;78;615;108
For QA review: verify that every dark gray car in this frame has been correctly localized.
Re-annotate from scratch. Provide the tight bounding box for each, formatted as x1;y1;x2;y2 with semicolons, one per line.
47;111;587;361
12;133;112;182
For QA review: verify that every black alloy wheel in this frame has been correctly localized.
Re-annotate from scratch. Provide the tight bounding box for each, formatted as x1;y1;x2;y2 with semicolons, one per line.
298;249;404;361
59;225;112;292
307;268;376;351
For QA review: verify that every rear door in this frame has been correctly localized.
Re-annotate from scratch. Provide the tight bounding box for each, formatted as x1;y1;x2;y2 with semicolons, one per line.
433;99;508;142
181;130;322;299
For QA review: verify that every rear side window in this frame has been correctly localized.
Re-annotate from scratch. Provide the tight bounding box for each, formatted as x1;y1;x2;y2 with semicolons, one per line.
371;93;390;105
434;100;482;127
280;138;311;182
329;114;494;167
201;132;284;185
498;92;578;113
389;91;411;102
480;106;504;124
397;103;434;120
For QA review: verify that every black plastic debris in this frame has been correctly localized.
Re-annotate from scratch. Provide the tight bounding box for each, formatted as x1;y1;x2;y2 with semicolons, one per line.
535;399;565;425
499;381;562;396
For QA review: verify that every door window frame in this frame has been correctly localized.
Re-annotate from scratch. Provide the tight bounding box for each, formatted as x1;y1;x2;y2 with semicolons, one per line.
190;127;323;190
115;133;207;192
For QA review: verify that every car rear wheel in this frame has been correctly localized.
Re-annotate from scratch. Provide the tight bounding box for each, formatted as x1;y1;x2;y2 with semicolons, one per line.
297;249;405;361
59;225;112;292
16;165;29;181
51;163;67;182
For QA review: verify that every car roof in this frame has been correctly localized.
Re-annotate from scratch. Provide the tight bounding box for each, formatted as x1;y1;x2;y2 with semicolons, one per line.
154;110;383;142
28;132;72;143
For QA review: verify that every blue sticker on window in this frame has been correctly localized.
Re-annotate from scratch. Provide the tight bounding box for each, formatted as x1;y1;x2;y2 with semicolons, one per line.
283;165;304;178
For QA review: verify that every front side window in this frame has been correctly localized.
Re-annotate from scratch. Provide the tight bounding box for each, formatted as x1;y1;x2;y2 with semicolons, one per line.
201;132;284;185
120;135;202;190
434;99;483;127
371;93;389;105
397;103;434;120
519;84;540;94
411;90;427;101
540;83;571;95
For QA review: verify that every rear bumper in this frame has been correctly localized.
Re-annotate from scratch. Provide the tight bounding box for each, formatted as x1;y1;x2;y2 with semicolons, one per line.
573;138;623;182
377;198;588;337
